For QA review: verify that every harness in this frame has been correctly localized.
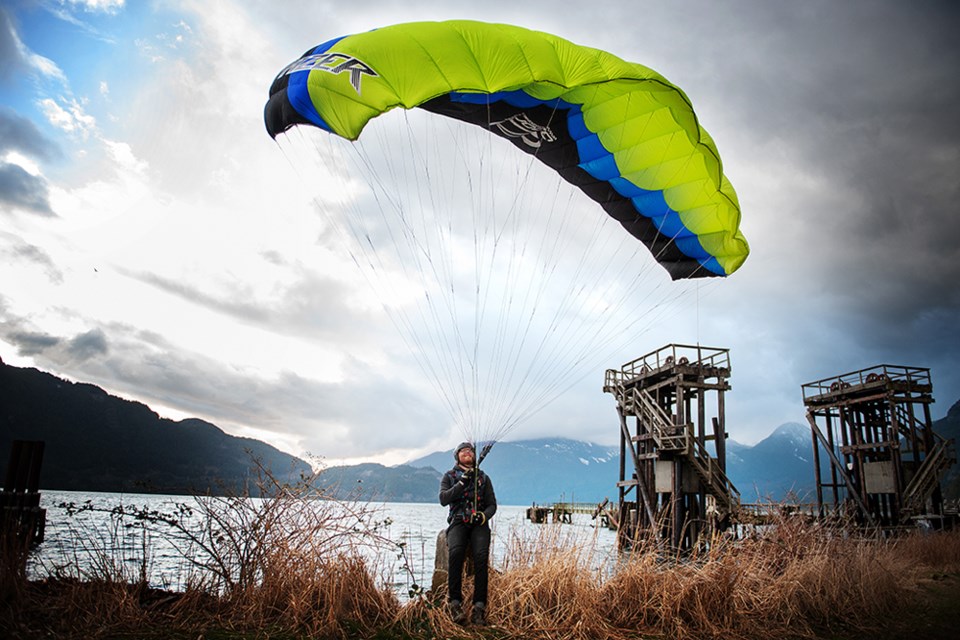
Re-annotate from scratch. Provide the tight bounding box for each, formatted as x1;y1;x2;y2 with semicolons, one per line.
447;466;487;524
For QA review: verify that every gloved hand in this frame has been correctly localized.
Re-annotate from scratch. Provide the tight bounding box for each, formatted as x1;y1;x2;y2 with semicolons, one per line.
470;511;487;526
459;469;475;485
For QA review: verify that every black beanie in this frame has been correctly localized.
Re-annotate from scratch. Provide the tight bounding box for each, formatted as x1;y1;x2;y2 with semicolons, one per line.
453;441;474;460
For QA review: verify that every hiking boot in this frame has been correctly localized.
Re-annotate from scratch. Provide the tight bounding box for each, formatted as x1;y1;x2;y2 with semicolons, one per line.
447;600;466;624
470;601;487;626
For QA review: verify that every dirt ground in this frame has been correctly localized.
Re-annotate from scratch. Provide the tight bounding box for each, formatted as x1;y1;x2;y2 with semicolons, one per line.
867;570;960;640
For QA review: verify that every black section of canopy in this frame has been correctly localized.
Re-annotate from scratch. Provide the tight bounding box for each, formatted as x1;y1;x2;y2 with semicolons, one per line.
264;73;312;139
420;96;709;280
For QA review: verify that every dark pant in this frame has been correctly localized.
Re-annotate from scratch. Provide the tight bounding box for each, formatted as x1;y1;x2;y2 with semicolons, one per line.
446;521;491;604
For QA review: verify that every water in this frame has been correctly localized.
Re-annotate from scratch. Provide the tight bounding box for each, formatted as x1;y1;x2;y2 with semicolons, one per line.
31;490;617;597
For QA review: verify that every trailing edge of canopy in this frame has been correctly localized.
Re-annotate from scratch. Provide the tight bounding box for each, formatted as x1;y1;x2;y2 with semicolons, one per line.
264;20;749;279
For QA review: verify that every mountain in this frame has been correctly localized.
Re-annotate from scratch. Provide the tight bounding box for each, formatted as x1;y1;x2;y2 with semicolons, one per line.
316;463;442;502
409;438;620;505
4;354;954;503
399;427;823;505
725;422;817;502
935;400;960;499
312;439;619;505
0;360;311;496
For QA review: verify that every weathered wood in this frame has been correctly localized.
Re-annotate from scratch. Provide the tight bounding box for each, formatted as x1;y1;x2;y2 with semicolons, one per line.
802;365;953;529
431;529;474;595
431;530;448;593
605;344;737;551
1;440;47;548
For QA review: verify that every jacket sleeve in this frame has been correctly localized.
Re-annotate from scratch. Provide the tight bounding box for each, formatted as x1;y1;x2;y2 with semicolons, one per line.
481;476;497;521
439;471;465;506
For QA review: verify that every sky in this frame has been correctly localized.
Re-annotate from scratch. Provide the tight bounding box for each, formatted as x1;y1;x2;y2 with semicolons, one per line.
1;0;958;468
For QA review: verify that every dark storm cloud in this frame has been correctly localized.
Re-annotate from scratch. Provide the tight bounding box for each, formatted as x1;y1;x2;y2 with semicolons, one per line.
731;4;960;303
671;2;960;426
7;330;61;355
0;162;55;215
0;107;61;161
0;109;60;216
67;328;108;360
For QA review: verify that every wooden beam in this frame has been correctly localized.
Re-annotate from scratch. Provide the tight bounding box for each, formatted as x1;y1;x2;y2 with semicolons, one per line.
618;406;656;525
806;412;876;526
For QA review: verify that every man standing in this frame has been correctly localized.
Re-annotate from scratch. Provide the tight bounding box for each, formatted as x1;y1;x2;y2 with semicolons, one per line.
439;441;497;625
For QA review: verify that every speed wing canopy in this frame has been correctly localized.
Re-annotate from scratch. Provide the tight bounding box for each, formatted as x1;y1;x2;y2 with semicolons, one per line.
264;20;749;279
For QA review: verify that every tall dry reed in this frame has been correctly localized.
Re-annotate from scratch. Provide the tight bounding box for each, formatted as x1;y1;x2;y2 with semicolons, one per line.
431;514;947;640
489;524;614;639
892;526;960;568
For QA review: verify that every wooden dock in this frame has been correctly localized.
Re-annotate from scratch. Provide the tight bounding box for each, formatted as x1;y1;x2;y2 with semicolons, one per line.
526;499;617;528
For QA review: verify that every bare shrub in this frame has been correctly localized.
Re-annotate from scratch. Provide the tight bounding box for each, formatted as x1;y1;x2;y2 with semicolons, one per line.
20;461;402;638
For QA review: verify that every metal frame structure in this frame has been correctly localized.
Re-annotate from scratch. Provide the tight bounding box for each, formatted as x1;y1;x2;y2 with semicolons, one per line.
604;344;739;550
802;365;954;528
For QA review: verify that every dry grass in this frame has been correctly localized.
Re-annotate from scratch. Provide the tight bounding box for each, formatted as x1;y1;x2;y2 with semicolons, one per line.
893;524;960;567
490;525;613;638
479;515;954;640
4;487;960;639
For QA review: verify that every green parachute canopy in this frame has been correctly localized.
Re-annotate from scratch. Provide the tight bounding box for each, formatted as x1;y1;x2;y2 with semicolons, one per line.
265;20;749;280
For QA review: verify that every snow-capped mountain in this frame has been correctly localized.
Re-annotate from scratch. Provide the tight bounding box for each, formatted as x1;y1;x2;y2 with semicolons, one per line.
725;422;817;502
408;438;620;506
407;426;819;505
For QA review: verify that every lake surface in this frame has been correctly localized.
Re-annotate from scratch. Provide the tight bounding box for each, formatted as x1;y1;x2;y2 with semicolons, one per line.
30;490;617;598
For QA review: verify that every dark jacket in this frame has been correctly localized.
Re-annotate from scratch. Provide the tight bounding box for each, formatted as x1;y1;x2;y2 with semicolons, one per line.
439;466;497;525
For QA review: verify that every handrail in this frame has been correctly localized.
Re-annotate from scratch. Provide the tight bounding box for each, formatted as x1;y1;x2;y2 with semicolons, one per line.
611;343;730;382
622;386;691;453
902;436;955;515
801;364;931;401
689;436;741;512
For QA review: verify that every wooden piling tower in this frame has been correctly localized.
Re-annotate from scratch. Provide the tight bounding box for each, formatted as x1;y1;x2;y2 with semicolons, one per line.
604;344;739;550
1;440;47;547
802;365;955;528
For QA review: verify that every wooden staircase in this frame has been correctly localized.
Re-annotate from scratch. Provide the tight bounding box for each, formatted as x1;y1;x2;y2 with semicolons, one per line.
617;384;740;518
901;435;956;518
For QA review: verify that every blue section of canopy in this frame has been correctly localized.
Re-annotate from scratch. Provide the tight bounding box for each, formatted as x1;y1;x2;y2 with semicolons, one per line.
284;36;349;133
450;90;719;274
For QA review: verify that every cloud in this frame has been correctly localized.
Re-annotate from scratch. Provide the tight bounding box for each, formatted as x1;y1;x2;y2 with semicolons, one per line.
6;330;61;356
3;0;958;463
0;107;61;161
67;0;126;14
0;309;444;459
67;328;109;360
0;162;54;216
0;108;59;216
0;6;66;85
122;258;382;345
0;235;63;282
38;97;97;137
0;7;23;83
